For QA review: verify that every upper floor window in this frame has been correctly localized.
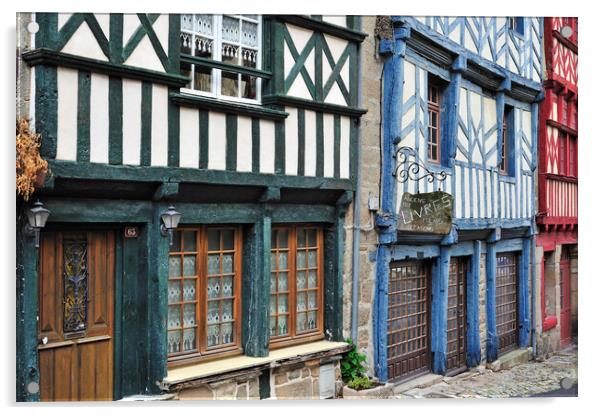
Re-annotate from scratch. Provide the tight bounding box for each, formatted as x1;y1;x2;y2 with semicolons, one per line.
499;106;516;176
558;133;577;177
500;111;509;174
562;98;569;125
180;15;261;103
427;81;442;164
270;226;323;348
508;17;525;36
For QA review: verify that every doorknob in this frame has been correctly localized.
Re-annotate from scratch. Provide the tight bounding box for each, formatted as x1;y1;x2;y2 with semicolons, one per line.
39;336;48;345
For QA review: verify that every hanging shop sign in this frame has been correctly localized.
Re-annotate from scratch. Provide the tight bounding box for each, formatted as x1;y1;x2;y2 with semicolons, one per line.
397;191;453;234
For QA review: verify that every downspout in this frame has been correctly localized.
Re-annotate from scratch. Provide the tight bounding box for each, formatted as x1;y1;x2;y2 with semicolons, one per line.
350;27;363;344
531;229;537;358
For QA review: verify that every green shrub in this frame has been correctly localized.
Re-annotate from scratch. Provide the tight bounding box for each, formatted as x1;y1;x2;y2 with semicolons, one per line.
340;339;367;383
347;376;374;391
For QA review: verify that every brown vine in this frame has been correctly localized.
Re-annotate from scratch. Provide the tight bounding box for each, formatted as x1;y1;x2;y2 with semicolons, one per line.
16;118;49;201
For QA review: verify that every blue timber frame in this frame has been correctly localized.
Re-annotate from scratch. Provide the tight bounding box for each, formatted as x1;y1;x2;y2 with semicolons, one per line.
374;15;539;382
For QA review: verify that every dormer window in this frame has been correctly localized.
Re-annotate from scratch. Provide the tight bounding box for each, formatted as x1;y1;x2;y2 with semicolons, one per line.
180;15;262;103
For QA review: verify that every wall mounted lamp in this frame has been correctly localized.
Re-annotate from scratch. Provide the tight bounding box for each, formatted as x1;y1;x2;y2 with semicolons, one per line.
160;205;181;246
24;200;50;248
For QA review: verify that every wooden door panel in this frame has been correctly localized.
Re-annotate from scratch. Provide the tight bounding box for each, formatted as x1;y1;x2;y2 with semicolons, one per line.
38;230;115;401
88;231;114;337
446;257;467;373
496;253;519;355
39;233;62;343
387;260;431;382
77;339;112;400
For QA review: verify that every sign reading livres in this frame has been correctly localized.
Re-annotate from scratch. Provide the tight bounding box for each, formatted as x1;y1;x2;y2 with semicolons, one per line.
397;191;453;234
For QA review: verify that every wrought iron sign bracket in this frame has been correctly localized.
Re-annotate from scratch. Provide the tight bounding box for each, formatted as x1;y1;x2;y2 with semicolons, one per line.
393;146;448;189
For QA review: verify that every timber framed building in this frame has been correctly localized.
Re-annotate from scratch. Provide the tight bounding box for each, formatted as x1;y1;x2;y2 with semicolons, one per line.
535;17;578;356
16;13;366;401
371;16;543;383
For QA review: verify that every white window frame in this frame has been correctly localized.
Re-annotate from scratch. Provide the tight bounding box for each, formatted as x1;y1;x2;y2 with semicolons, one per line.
180;14;263;105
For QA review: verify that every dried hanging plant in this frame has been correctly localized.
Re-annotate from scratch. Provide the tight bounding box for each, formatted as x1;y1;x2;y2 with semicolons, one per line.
16;118;49;201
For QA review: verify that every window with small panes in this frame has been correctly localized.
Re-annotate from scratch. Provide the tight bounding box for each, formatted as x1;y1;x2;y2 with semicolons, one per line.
180;14;261;103
269;225;324;348
427;81;441;164
167;226;243;365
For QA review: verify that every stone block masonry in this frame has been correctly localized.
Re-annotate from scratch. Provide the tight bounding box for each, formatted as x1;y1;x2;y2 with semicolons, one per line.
173;359;342;400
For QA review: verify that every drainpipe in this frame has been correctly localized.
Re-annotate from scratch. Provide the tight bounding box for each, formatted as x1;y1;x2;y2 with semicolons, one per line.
531;234;537;357
350;18;363;345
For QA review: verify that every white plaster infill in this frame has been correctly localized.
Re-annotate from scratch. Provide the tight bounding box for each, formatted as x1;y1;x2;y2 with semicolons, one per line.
163;340;350;389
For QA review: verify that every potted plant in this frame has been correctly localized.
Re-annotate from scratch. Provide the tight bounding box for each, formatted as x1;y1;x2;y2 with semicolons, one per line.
340;339;394;399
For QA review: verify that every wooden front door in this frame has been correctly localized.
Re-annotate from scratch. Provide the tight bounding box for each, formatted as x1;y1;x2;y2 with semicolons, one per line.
496;253;519;355
446;257;467;374
38;230;115;401
560;249;571;347
387;260;431;382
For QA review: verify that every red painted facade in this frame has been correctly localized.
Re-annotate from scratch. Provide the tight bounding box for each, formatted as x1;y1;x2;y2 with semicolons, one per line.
537;17;578;334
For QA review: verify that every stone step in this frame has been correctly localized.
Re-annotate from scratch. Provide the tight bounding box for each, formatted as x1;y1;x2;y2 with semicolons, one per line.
119;394;176;401
393;373;444;394
487;347;532;372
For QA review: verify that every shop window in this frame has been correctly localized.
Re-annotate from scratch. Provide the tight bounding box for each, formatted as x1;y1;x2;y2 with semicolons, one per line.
269;225;324;348
167;226;243;364
180;14;261;102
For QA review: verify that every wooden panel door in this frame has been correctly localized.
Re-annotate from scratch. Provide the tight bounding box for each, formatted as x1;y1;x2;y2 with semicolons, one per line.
446;257;467;374
38;230;115;401
387;260;431;383
560;250;571;347
496;253;519;355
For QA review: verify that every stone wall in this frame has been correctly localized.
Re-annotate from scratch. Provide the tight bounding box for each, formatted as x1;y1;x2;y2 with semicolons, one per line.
173;359;342;400
271;360;342;399
569;245;578;338
341;15;383;377
479;253;487;363
16;13;33;120
176;373;260;400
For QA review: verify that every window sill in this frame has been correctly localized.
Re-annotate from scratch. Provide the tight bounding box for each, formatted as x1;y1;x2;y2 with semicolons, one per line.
162;340;350;390
498;174;517;184
170;92;289;121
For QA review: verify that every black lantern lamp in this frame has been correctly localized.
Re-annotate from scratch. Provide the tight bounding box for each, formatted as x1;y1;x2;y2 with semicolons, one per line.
25;200;50;248
160;205;181;246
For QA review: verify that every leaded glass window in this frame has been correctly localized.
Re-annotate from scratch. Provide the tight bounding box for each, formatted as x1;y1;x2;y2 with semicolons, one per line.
167;226;242;364
63;234;88;337
180;14;261;102
269;225;323;348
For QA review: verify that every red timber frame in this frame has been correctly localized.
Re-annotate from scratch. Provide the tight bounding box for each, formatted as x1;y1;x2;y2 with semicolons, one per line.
537;17;578;331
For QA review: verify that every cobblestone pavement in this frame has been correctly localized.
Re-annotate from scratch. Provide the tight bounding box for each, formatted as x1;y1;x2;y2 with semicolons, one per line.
397;346;578;399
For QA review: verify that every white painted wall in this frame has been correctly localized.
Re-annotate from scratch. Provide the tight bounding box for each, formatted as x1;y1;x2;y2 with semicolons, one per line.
56;67;78;161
